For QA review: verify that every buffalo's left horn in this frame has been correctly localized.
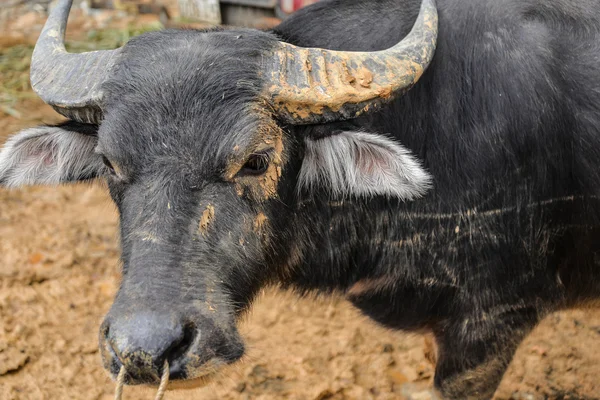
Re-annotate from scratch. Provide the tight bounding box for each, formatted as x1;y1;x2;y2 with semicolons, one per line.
264;0;438;125
31;0;123;124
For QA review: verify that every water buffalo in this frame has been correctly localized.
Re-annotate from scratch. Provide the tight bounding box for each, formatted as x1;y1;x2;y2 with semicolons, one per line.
1;0;600;398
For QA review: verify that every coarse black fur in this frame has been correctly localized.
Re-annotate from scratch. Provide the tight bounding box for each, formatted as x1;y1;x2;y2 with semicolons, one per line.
3;0;600;398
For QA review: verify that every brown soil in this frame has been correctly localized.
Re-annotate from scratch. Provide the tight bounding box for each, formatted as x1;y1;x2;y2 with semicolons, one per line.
1;13;600;400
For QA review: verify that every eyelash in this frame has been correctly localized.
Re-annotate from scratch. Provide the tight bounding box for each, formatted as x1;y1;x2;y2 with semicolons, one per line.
241;150;272;175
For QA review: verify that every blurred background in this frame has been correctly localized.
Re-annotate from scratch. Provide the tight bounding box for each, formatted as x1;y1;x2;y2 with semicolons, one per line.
1;1;600;399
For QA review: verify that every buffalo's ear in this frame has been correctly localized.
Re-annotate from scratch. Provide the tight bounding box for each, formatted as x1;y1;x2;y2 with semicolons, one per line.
298;130;432;200
0;121;102;188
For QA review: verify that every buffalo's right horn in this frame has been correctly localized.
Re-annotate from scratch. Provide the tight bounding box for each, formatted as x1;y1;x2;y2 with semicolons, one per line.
264;0;438;125
31;0;123;124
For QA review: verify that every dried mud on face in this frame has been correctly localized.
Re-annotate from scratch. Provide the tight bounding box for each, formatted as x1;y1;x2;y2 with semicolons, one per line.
1;21;600;400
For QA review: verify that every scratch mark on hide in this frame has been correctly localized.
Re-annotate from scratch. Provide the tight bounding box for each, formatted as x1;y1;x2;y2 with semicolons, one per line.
403;195;595;220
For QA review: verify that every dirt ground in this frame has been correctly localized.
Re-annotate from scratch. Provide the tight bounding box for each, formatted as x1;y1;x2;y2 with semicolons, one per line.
1;9;600;400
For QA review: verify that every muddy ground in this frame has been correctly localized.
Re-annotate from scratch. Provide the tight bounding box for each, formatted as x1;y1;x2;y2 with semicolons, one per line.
1;10;600;400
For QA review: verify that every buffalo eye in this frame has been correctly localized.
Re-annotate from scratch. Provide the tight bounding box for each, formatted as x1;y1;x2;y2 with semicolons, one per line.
102;156;116;175
241;150;272;175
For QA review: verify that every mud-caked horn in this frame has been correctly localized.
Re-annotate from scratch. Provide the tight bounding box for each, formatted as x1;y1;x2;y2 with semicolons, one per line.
264;0;438;125
31;0;123;124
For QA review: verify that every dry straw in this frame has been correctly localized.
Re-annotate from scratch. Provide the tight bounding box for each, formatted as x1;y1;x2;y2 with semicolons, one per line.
114;360;170;400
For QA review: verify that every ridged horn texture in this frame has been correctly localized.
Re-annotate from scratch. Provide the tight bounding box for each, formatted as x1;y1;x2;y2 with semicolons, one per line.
30;0;122;124
265;0;438;125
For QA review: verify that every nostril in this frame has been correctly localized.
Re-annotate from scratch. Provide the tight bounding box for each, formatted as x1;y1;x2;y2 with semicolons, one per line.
165;323;196;366
101;321;110;339
100;320;113;348
99;321;126;378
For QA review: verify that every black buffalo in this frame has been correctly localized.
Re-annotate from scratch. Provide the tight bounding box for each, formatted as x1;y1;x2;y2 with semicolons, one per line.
1;0;600;398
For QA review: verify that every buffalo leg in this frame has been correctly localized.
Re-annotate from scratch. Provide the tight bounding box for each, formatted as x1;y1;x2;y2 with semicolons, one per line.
432;305;541;400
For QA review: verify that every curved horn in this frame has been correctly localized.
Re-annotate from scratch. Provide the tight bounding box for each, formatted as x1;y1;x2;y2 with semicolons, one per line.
31;0;122;124
265;0;438;125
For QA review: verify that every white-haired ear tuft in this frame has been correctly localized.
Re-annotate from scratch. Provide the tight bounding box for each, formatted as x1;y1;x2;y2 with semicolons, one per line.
0;125;102;188
298;131;432;200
